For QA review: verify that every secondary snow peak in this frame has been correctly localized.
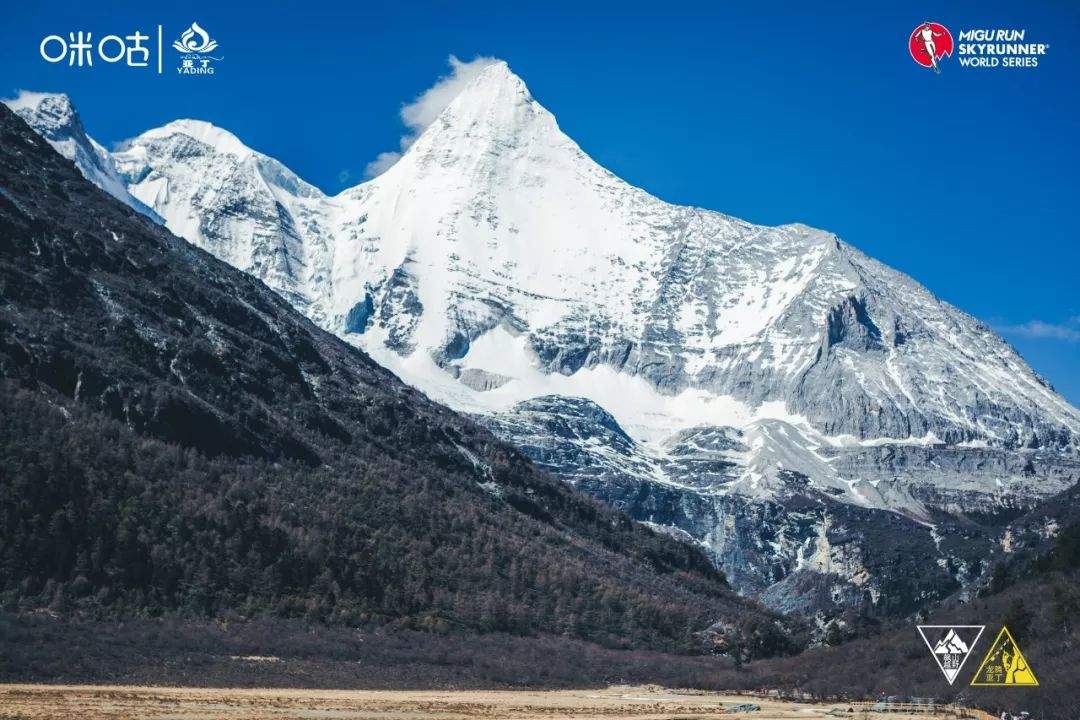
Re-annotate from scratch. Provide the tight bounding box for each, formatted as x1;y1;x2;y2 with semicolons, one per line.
132;119;256;161
4;90;161;221
3;91;77;133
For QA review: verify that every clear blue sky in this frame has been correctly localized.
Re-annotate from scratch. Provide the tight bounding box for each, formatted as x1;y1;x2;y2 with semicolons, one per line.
3;1;1078;404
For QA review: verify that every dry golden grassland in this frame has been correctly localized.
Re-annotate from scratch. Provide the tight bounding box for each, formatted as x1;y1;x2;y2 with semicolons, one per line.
0;684;951;720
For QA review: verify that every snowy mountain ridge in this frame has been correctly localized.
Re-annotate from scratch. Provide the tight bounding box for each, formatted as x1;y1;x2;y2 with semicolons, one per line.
4;91;160;222
10;64;1080;615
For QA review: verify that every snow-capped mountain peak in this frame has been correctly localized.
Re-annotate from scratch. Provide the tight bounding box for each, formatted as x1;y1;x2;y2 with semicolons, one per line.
5;91;79;139
14;68;1080;517
403;60;564;157
330;66;1079;455
134;119;258;161
108;115;330;317
114;118;324;200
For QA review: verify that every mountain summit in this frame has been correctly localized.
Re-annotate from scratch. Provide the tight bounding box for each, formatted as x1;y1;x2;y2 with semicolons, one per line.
403;60;558;156
343;64;1077;452
13;64;1080;618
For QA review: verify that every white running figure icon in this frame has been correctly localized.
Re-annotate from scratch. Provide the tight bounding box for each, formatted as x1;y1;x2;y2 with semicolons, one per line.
918;23;944;73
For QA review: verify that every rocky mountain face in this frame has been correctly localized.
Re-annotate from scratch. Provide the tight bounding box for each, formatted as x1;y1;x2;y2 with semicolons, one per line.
0;102;806;655
10;63;1079;624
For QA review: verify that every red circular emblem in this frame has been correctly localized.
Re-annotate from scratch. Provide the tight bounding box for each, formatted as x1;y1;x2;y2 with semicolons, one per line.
909;22;954;72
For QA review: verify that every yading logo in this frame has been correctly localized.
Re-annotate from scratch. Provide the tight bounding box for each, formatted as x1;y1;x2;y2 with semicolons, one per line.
172;22;218;53
917;625;984;685
970;626;1039;686
909;22;954;74
173;22;222;76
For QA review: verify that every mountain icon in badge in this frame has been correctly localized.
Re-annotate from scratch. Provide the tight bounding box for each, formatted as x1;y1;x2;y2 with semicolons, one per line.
918;625;985;685
934;629;970;655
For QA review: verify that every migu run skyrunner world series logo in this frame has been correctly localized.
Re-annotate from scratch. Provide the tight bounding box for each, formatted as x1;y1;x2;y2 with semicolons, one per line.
908;21;1049;74
909;22;953;74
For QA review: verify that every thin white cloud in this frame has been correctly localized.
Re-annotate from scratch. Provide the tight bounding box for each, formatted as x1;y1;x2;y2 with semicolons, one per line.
363;151;402;179
399;55;501;136
363;54;502;179
997;318;1080;342
2;89;61;112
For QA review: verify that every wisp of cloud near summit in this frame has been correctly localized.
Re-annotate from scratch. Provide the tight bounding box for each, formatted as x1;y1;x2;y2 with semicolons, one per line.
997;318;1080;343
363;55;503;179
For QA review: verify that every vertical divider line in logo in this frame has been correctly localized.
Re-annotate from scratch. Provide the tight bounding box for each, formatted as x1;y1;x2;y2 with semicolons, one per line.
157;26;162;74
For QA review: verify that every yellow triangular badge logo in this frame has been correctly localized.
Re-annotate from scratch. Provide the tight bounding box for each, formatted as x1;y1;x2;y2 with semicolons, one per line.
970;626;1039;686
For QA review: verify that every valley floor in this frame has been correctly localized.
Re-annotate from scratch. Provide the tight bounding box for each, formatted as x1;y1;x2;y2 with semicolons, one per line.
0;684;951;720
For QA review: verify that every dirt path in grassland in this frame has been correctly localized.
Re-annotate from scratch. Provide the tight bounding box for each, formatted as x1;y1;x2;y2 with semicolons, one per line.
0;684;950;720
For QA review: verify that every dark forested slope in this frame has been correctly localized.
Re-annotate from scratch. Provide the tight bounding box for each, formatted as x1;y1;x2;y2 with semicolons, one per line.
0;103;802;657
